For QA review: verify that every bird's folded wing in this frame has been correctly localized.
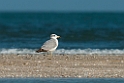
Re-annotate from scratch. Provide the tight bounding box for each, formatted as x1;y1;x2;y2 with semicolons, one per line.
41;39;57;50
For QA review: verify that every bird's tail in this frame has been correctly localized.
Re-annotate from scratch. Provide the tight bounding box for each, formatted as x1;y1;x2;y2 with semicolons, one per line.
36;49;47;53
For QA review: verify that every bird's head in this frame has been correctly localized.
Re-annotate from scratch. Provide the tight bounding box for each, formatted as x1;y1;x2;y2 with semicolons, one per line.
50;34;60;39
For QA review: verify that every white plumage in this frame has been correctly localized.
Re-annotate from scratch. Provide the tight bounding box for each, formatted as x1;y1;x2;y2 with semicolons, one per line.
36;34;60;53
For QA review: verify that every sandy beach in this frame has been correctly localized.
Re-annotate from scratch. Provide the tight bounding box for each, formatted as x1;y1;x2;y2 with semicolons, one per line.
0;54;124;78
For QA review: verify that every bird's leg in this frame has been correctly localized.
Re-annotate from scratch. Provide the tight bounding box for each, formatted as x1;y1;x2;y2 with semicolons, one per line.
50;51;52;56
46;52;48;56
47;51;53;60
50;51;54;59
47;51;52;56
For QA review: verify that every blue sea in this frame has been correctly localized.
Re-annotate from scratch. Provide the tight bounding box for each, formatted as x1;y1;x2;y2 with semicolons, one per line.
0;12;124;55
0;78;124;83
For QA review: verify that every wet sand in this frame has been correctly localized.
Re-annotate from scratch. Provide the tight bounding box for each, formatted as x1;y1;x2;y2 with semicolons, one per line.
0;54;124;78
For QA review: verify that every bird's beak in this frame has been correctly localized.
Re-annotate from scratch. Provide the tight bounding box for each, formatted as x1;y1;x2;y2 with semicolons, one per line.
57;36;60;38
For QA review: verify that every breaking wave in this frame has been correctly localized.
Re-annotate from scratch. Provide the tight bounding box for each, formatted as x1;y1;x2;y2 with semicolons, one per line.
0;48;124;55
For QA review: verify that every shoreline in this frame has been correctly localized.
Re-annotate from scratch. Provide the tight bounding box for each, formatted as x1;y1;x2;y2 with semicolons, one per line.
0;54;124;78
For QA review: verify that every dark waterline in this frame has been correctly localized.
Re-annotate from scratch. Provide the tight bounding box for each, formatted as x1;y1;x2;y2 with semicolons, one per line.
0;78;124;83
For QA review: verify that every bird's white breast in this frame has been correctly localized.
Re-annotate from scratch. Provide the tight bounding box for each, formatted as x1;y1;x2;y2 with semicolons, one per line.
49;38;58;51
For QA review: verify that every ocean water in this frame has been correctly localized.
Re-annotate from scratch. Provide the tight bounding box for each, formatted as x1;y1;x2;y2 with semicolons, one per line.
0;12;124;55
0;78;124;83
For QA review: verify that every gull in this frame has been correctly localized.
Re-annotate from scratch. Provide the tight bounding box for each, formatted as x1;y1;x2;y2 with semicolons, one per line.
36;34;60;56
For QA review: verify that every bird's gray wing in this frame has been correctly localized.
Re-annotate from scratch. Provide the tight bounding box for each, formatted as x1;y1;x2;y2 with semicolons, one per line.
41;38;57;50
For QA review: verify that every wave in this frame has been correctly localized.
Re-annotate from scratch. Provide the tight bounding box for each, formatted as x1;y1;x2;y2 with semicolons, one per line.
0;48;124;55
0;49;36;55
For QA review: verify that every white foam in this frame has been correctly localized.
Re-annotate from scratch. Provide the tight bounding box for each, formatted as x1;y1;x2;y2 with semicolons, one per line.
0;48;35;55
0;48;124;55
55;49;124;55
